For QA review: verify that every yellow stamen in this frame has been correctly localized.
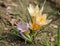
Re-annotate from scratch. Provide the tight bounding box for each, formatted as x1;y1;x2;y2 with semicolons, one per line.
39;17;45;23
24;31;30;36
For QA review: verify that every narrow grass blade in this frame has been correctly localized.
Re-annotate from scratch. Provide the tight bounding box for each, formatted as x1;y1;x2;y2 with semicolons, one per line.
0;40;5;44
44;39;50;46
58;26;60;46
8;32;21;38
18;0;33;23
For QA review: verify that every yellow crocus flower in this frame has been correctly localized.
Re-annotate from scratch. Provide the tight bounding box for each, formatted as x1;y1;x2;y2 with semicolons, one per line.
36;14;52;26
28;4;52;30
28;4;39;17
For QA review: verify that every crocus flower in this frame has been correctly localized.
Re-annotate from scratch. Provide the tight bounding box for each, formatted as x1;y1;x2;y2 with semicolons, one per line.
28;2;52;30
36;14;52;26
17;22;30;36
28;4;40;30
28;4;39;17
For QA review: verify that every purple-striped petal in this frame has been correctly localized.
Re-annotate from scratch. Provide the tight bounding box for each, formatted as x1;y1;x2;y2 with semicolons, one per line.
17;22;29;33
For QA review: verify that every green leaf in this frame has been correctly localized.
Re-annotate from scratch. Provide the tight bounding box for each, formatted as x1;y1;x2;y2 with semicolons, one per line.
0;40;5;44
58;26;60;46
44;39;50;46
18;0;33;23
47;9;58;19
25;36;33;43
8;32;21;38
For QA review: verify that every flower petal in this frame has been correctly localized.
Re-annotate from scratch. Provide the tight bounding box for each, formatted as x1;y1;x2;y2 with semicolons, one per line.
34;5;39;14
17;22;29;33
42;14;47;20
28;4;34;16
40;5;44;14
30;22;39;30
43;19;52;25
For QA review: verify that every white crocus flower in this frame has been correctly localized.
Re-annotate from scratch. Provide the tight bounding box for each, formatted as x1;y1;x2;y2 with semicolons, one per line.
36;14;52;26
27;0;52;30
28;4;39;17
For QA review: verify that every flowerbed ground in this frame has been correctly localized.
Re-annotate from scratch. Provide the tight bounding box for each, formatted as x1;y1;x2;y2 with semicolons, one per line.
0;0;60;46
